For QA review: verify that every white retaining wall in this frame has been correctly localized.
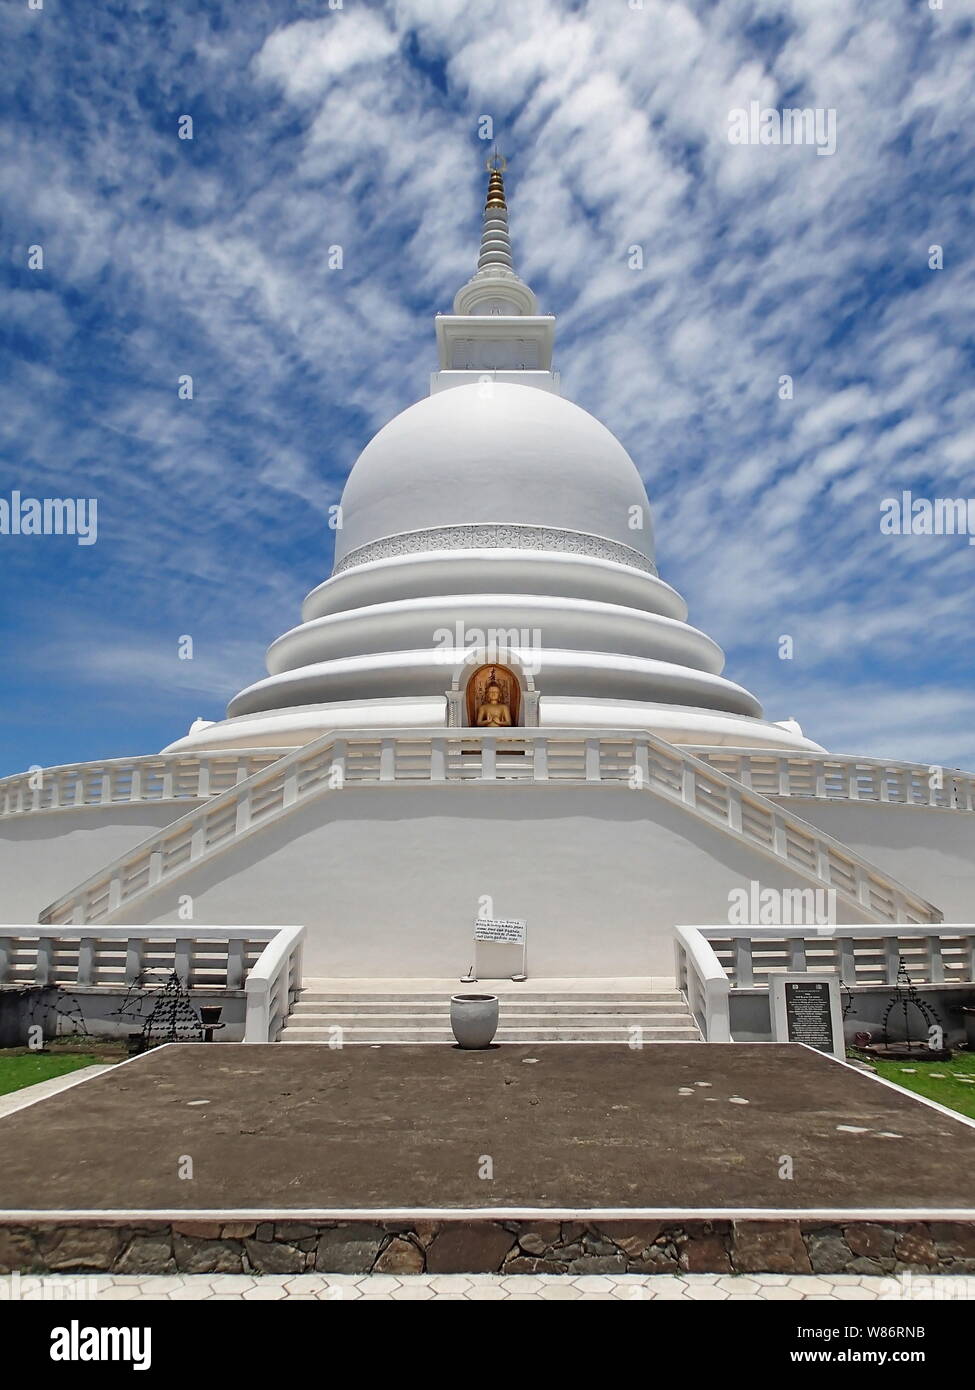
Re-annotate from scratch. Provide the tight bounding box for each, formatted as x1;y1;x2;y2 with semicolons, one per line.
0;803;204;923
118;784;879;976
777;800;975;922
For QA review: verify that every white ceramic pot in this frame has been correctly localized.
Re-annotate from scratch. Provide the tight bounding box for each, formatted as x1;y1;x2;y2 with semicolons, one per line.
450;994;500;1048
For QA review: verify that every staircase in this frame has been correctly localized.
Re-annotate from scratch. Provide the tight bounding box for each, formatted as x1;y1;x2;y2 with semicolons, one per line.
279;979;701;1044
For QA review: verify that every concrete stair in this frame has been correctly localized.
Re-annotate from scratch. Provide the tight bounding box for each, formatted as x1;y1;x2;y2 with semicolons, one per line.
279;980;701;1044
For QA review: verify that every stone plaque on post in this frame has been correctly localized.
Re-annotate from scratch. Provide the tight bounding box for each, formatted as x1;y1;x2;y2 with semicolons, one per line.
771;973;844;1058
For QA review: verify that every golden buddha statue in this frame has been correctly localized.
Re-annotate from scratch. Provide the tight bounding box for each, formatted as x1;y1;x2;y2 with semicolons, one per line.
475;678;513;727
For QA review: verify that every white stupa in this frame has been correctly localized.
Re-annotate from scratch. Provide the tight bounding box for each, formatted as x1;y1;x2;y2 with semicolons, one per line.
2;155;970;1010
164;155;820;758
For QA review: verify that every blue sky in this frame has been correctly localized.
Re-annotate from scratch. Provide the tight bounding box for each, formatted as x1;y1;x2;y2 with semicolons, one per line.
1;0;974;775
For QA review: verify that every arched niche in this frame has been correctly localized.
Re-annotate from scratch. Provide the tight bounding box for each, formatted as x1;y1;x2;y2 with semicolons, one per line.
466;663;521;727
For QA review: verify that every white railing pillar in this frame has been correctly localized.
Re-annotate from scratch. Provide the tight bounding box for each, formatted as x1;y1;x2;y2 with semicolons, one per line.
734;937;754;988
481;739;497;781
125;937;144;984
533;738;548;782
430;738;446;783
77;937;95;986
283;766;299;808
379;739;396;783
585;739;601;782
34;937;53;986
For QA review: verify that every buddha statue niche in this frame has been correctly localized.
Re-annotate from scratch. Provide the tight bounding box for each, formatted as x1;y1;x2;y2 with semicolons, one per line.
475;673;513;727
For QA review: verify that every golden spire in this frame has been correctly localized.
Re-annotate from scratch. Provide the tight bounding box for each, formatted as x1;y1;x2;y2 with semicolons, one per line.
484;145;507;209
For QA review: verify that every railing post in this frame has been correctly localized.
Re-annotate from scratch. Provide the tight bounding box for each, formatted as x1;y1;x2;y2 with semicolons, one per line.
838;936;857;985
34;936;53;986
635;740;650;791
854;865;874;913
734;937;754;988
197;760;211;798
0;937;11;984
235;792;251;834
125;936;144;984
727;785;743;834
884;936;901;983
430;738;446;783
771;811;787;858
108;876;122;914
227;937;245;990
534;737;548;782
330;739;347;788
585;738;601;782
175;937;191;987
283;766;299;808
681;765;697;807
927;935;944;985
148;850;163;886
787;936;807;971
77;936;95;986
379;739;396;783
130;766;142;803
481;738;497;781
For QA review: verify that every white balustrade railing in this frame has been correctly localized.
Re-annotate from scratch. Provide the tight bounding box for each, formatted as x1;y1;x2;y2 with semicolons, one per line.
38;728;942;930
244;925;305;1043
692;748;975;812
674;926;731;1041
0;924;304;1042
0;750;285;818
693;924;975;990
675;924;975;1039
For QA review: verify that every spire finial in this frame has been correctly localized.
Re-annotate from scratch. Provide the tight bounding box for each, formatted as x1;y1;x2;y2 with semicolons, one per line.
484;146;507;209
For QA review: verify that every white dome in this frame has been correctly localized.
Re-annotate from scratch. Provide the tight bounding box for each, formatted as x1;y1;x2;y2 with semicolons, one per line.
333;383;655;568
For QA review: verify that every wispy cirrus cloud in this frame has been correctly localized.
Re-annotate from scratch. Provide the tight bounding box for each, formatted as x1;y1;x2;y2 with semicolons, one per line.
0;0;973;773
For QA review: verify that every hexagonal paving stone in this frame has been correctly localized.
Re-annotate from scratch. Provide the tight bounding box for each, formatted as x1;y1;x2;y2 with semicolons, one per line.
426;1276;474;1294
242;1285;289;1300
537;1284;582;1300
390;1284;437;1300
500;1276;544;1294
761;1286;805;1299
207;1276;256;1293
681;1285;729;1300
715;1277;762;1295
354;1275;403;1293
93;1287;144;1301
465;1286;509;1300
788;1277;839;1295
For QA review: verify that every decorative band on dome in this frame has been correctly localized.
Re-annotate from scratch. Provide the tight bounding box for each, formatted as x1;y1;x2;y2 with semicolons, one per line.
332;523;657;576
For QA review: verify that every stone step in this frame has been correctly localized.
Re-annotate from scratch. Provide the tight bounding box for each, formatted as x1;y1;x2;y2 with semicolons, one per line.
285;1017;695;1028
280;1028;702;1044
295;993;683;1006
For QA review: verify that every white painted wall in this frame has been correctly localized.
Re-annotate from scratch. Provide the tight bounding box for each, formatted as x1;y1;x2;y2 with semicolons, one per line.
774;799;974;921
118;785;878;976
0;803;204;922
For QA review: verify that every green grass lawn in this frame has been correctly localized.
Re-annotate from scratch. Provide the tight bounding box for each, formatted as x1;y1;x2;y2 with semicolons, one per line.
851;1051;975;1120
0;1049;118;1097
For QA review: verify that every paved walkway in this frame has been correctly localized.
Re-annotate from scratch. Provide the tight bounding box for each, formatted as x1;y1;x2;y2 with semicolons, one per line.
2;1273;972;1300
0;1066;111;1120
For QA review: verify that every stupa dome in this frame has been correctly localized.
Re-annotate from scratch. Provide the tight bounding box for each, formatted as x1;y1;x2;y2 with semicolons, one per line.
333;382;655;569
